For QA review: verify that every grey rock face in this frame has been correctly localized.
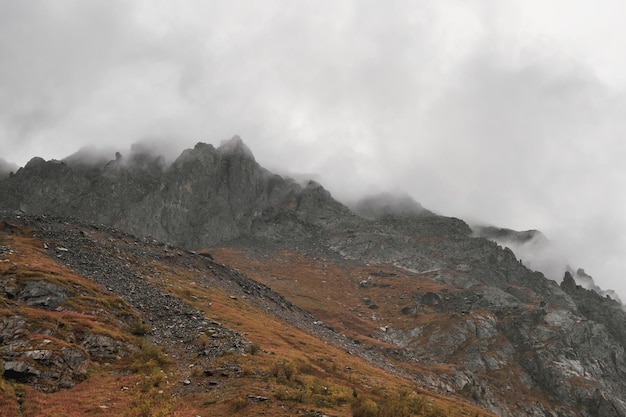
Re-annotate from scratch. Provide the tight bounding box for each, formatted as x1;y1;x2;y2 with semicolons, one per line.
350;218;626;416
81;334;133;359
18;281;69;309
0;322;89;391
0;137;319;248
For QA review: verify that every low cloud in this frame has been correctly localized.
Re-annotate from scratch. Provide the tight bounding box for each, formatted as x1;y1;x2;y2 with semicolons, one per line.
1;1;626;299
0;158;18;178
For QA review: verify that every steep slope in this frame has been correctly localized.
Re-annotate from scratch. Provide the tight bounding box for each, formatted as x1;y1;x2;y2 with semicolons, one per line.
212;235;626;417
1;138;626;416
0;213;493;417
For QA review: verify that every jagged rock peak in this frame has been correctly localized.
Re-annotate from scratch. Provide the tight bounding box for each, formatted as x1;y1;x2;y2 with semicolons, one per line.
175;136;256;164
566;266;623;303
172;142;217;166
304;180;325;191
193;142;215;151
561;270;577;292
24;156;47;169
20;157;70;177
218;135;254;159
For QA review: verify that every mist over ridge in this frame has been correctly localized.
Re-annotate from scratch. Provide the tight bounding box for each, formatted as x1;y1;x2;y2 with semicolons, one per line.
2;135;620;303
0;158;18;178
2;2;626;303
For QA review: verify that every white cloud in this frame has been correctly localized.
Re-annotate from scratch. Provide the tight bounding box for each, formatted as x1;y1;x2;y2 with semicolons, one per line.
1;0;626;297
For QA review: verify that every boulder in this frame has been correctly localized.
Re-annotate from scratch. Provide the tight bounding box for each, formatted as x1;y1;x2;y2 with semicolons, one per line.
18;281;69;310
81;334;134;359
2;340;88;392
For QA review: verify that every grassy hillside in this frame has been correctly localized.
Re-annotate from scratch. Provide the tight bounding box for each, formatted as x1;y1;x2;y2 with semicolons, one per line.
0;220;495;416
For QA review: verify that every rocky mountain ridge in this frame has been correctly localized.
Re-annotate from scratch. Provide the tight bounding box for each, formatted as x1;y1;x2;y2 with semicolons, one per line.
0;136;344;248
473;225;621;302
2;137;626;416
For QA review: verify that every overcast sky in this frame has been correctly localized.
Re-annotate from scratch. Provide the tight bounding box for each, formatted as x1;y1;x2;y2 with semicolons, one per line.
2;0;626;297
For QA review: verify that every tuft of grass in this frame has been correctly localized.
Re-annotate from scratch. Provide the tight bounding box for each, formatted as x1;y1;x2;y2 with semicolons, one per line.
197;332;210;348
246;342;261;355
271;360;297;381
230;395;248;412
352;398;379;417
274;386;308;403
130;343;171;373
128;320;152;336
351;394;432;417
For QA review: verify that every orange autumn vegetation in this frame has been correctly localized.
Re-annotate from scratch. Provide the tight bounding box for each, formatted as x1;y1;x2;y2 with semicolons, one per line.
0;227;496;416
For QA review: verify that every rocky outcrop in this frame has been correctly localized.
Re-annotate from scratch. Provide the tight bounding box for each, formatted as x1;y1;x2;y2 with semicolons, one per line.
17;281;69;309
566;267;623;303
561;271;626;349
0;225;139;391
0;316;89;391
474;225;622;304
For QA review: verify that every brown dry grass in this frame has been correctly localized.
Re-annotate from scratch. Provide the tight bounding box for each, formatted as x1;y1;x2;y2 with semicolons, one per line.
0;229;178;417
206;246;575;416
0;226;497;417
210;248;451;337
0;233;139;344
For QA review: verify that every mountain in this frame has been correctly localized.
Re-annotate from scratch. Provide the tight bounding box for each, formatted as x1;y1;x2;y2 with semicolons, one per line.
1;137;626;416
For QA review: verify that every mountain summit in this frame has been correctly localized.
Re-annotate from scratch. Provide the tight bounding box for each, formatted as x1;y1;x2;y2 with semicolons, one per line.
0;136;340;247
2;137;626;416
